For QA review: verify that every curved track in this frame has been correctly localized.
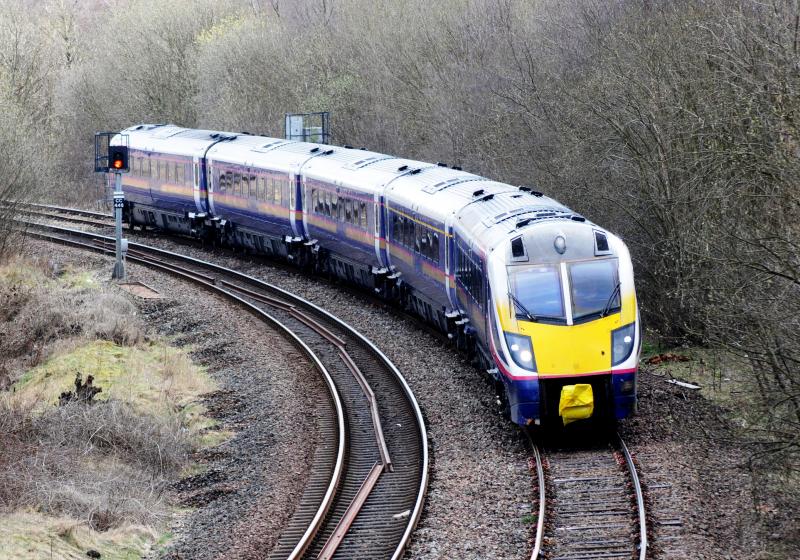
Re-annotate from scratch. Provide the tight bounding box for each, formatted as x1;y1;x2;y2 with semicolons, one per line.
527;431;647;560
20;215;429;560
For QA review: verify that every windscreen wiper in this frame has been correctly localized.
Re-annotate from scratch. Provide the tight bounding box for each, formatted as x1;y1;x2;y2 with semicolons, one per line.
508;292;538;322
600;282;621;317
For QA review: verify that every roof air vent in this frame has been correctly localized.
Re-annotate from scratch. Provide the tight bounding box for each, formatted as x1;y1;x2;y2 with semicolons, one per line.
210;133;219;139
452;165;462;170
472;189;485;197
324;149;334;155
343;144;353;149
571;215;586;222
481;194;494;201
518;186;531;192
409;168;422;175
398;165;409;172
436;162;447;167
531;191;544;197
310;147;320;153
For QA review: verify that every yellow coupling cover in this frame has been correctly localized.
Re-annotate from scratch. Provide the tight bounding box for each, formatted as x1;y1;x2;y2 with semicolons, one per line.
559;383;594;425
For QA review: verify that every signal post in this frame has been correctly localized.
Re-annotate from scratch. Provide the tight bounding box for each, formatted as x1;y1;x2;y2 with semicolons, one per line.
95;132;130;280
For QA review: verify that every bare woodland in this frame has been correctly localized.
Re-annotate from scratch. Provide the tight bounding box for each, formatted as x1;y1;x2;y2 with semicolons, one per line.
0;0;798;472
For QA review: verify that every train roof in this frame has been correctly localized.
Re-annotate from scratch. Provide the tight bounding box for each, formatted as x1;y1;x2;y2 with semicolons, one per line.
118;124;233;157
117;124;595;251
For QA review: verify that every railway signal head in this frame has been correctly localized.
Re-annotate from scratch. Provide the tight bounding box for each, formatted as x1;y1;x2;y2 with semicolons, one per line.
109;146;129;172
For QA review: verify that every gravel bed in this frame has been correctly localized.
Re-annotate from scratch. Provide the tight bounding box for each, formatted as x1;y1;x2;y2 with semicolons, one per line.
619;368;774;559
25;239;326;560
115;233;536;559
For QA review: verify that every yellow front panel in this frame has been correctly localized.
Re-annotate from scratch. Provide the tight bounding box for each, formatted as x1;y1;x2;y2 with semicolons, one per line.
498;293;636;376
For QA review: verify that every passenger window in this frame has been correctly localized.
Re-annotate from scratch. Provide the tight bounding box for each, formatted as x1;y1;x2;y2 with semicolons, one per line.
242;175;249;197
432;233;440;263
275;180;282;205
353;200;360;225
360;202;367;229
345;199;353;223
258;177;265;200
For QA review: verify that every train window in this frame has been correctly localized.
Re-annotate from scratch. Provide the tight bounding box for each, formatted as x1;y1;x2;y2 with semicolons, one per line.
331;194;338;220
508;265;564;320
258;177;266;200
353;198;359;224
167;162;173;183
397;215;405;245
345;199;353;223
322;190;329;216
177;163;184;185
568;258;619;320
360;202;367;229
432;233;440;263
250;176;257;197
242;175;249;197
218;172;226;193
275;179;282;205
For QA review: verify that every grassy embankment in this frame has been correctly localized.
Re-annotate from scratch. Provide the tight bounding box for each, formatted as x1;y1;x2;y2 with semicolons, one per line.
0;256;225;559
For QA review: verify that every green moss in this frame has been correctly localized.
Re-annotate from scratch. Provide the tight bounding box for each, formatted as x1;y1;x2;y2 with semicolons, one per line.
14;339;218;435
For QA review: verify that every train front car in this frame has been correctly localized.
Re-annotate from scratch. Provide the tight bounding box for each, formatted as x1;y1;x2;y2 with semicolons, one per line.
485;217;640;427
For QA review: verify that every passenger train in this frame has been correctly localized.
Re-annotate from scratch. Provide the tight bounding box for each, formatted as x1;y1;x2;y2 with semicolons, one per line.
111;124;641;427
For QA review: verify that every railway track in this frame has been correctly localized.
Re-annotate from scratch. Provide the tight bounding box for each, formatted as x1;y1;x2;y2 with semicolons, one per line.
528;431;648;560
3;201;114;228
20;216;429;560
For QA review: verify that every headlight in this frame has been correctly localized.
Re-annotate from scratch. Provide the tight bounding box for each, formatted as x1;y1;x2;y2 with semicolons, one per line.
504;332;537;372
612;323;636;366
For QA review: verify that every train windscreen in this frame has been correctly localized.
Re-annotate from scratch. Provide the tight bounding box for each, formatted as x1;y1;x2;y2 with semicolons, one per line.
568;258;620;320
508;265;565;322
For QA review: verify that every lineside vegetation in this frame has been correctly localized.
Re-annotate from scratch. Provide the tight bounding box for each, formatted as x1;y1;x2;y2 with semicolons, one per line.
0;0;797;485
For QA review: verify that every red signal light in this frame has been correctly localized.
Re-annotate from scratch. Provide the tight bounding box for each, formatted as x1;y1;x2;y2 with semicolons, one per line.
108;146;128;171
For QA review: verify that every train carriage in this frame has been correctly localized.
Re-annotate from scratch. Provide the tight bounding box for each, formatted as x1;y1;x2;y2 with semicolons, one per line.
112;124;641;428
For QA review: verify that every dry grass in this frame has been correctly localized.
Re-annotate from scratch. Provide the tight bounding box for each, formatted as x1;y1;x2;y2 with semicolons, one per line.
0;256;144;379
0;256;224;557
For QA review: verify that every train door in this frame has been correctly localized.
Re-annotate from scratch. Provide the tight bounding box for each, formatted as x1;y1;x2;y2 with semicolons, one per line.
290;173;304;239
192;156;207;214
206;160;217;215
444;215;457;310
374;193;390;269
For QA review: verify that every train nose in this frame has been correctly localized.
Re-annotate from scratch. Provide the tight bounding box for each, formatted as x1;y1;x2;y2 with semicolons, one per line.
518;319;617;375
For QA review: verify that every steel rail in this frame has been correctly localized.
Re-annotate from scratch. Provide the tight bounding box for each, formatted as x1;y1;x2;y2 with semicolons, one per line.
24;226;347;560
618;434;648;560
3;201;110;219
525;429;546;560
21;218;429;560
